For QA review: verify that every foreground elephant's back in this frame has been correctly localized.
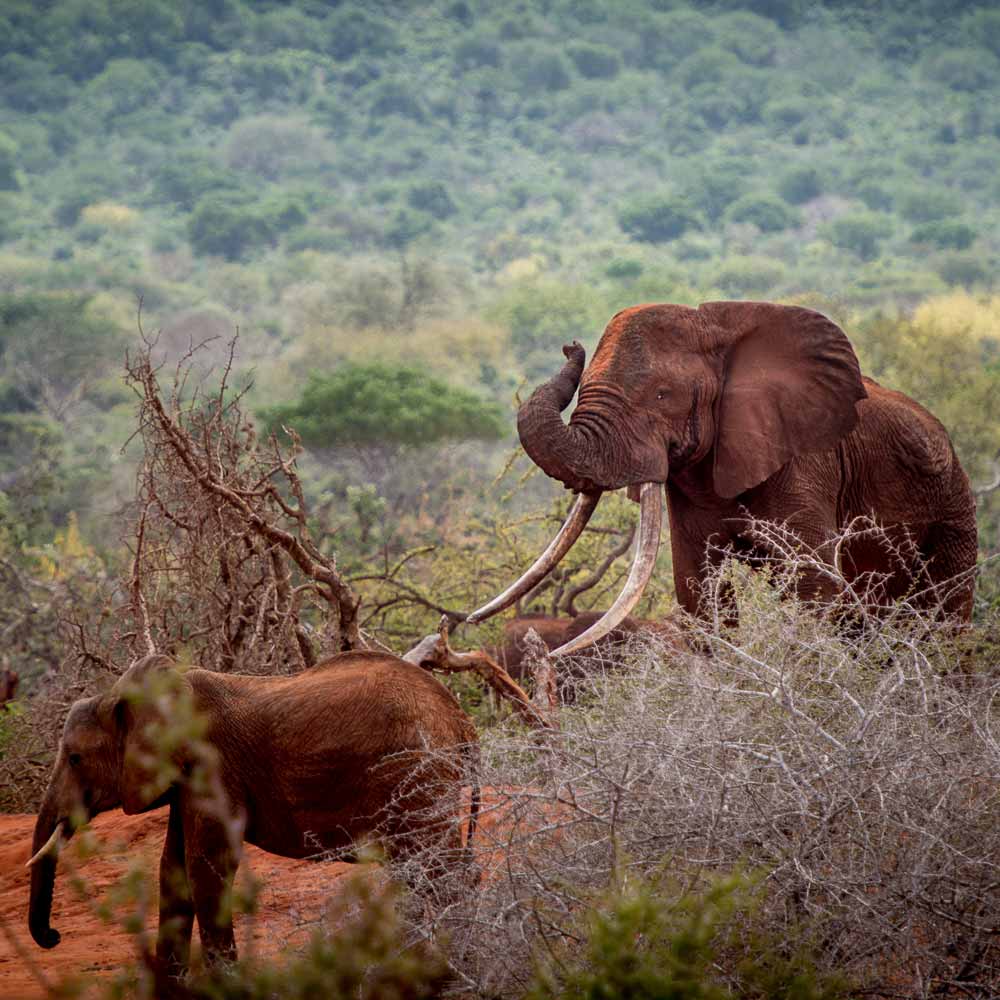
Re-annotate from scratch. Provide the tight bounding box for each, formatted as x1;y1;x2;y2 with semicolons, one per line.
189;652;476;857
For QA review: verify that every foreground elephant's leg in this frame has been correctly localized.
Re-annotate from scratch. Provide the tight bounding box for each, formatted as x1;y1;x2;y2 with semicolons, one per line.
155;801;195;979
183;809;238;966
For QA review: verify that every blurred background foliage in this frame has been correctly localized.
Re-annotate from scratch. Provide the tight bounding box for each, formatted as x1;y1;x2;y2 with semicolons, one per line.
0;0;999;697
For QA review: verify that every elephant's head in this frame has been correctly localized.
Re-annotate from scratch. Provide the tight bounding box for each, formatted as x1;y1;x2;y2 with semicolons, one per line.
28;655;187;949
468;301;865;648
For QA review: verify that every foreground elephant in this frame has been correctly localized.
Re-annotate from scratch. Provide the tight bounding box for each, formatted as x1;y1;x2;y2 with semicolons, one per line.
469;301;977;652
28;652;478;976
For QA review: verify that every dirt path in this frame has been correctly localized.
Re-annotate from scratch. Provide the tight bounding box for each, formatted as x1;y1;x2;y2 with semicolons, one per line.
0;809;360;999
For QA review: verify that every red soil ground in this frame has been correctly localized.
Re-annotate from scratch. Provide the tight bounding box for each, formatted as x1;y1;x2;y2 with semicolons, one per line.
0;808;370;999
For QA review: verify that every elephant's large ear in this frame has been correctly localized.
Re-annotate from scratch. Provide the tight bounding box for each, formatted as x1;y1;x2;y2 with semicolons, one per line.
702;301;866;499
106;656;186;815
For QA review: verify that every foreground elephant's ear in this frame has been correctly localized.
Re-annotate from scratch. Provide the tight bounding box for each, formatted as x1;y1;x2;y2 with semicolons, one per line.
107;656;184;814
702;301;866;499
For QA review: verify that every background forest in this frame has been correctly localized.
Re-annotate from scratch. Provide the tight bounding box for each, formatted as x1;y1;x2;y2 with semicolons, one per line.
3;2;1000;996
0;0;998;682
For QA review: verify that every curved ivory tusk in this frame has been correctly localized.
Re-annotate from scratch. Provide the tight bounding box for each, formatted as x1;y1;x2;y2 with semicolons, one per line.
549;482;663;657
465;491;601;625
25;824;64;869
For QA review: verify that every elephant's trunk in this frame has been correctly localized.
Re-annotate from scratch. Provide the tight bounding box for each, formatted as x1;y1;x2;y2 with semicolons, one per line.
517;342;642;493
517;342;604;493
28;797;64;949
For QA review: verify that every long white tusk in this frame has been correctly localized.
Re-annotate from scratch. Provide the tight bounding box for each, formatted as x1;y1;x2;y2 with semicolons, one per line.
466;491;601;625
549;482;663;657
25;824;64;869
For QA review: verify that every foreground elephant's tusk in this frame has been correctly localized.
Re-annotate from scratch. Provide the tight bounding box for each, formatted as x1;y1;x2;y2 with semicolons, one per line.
549;482;663;657
465;491;602;625
25;824;64;869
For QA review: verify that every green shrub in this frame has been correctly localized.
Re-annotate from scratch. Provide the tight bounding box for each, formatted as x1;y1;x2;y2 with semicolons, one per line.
714;11;782;66
454;33;503;71
934;252;988;288
286;227;347;253
509;43;573;92
896;186;963;224
324;6;396;61
407;181;457;220
910;220;977;250
566;41;621;79
605;258;644;281
0;133;19;191
82;58;163;120
187;196;276;261
150;155;242;211
855;181;893;211
723;192;799;232
921;46;1000;92
680;158;749;221
528;874;846;1000
368;78;426;122
260;364;506;451
632;10;717;72
619;194;701;243
821;211;893;261
490;279;606;373
675;46;743;89
777;165;822;204
714;255;786;295
762;96;812;130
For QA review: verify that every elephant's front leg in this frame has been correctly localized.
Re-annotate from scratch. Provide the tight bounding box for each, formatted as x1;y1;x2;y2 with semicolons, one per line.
156;799;194;978
182;803;240;967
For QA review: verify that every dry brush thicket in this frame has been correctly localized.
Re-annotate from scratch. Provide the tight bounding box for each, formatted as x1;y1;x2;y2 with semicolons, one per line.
388;550;1000;998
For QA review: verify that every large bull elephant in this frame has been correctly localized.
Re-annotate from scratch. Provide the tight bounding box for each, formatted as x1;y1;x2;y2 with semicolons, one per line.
27;652;478;978
468;301;977;652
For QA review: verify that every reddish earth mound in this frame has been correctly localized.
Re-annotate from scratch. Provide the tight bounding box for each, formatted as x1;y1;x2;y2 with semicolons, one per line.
0;809;361;999
0;789;533;998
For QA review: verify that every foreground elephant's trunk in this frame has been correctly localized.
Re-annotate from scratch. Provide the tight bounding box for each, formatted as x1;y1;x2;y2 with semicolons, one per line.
27;797;65;949
517;341;614;494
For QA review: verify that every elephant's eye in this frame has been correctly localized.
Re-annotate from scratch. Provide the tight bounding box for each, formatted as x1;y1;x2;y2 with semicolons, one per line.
68;752;82;767
655;389;668;401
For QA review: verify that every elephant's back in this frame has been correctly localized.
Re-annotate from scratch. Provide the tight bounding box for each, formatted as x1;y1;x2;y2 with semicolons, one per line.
855;377;953;477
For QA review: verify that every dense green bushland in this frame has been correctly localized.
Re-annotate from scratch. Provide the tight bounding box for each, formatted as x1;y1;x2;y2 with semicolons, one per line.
0;0;998;693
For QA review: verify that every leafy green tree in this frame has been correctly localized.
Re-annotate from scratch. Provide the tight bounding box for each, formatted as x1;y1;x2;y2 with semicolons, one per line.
680;158;749;221
407;181;457;220
324;6;395;61
723;192;799;232
566;42;621;79
82;58;163;121
509;43;573;92
260;364;506;452
777;165;823;204
896;186;963;224
619;194;702;243
187;195;275;260
921;47;1000;92
0;133;19;191
821;211;893;261
151;154;244;210
910;220;977;250
454;33;503;71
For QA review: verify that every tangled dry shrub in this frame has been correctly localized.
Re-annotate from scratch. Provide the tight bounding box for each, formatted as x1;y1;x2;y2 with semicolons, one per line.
392;540;1000;998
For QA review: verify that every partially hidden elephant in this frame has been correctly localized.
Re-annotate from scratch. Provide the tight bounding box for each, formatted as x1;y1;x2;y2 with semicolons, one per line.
491;611;687;700
27;651;478;976
468;301;977;653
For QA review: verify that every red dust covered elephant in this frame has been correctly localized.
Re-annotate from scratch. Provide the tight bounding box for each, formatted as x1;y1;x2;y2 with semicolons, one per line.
468;302;977;650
